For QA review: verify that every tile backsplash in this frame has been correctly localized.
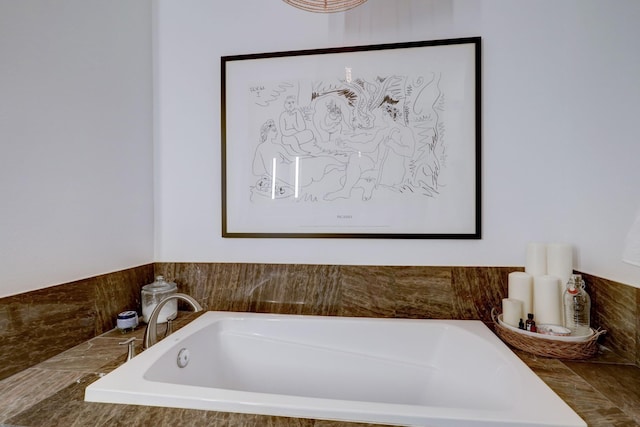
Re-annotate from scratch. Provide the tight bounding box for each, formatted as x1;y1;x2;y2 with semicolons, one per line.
1;262;638;381
0;264;153;380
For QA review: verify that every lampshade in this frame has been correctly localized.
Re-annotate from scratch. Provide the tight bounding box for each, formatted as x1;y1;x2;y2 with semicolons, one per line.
623;208;640;267
283;0;368;13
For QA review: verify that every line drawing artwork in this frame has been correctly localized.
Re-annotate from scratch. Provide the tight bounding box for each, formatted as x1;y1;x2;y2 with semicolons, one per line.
248;72;446;205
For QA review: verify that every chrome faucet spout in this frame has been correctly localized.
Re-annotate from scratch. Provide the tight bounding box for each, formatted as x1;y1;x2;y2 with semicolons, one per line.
143;293;203;349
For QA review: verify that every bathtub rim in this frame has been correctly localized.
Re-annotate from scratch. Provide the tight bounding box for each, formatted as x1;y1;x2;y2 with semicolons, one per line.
85;311;587;427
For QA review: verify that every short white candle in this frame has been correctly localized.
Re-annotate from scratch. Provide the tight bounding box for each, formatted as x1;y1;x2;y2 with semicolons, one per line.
508;271;533;316
533;275;562;325
502;298;524;327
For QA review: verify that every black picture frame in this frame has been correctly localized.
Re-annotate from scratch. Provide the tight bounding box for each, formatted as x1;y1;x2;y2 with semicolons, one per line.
221;37;481;239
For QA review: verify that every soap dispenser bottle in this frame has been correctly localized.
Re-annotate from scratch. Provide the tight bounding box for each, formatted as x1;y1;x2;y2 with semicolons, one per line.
563;274;591;336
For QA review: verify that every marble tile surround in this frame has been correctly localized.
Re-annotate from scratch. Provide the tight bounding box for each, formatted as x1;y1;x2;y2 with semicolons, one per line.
0;264;153;380
1;262;638;383
152;263;511;321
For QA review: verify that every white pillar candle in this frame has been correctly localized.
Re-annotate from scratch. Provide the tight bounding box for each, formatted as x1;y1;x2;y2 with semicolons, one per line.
502;298;524;327
547;242;573;290
546;243;573;324
525;242;547;276
533;275;562;325
508;271;533;316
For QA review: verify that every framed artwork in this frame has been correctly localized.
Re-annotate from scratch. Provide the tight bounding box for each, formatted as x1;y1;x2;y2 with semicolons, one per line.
221;37;481;238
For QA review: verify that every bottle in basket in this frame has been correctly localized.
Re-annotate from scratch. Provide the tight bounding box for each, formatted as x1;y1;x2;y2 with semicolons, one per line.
563;274;591;336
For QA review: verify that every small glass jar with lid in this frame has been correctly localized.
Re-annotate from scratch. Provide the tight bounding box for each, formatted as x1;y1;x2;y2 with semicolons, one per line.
141;275;177;323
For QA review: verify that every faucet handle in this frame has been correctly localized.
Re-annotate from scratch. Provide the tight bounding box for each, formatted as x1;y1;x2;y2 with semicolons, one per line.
164;313;177;338
119;337;137;361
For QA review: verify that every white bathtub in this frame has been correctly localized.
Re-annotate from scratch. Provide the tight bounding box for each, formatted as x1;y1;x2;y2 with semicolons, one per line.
85;312;585;426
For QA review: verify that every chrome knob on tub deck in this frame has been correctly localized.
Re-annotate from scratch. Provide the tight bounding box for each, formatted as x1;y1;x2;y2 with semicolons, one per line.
143;293;203;349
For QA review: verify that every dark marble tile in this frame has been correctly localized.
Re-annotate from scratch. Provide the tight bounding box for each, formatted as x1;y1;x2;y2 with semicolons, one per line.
35;337;136;374
514;350;638;426
245;264;341;316
0;264;153;381
450;266;511;321
637;287;640;367
0;281;95;380
155;262;251;312
338;266;455;319
389;266;453;319
93;264;154;334
585;273;637;362
0;368;83;422
155;263;342;316
576;407;640;427
338;266;396;318
565;361;640;425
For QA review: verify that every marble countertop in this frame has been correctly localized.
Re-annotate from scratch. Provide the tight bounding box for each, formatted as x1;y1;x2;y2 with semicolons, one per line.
1;313;639;427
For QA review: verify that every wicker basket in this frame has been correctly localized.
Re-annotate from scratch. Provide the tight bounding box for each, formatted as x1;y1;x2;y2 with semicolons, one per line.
491;308;606;359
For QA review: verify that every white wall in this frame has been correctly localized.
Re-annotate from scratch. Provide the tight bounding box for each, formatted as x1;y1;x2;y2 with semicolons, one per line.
154;0;640;288
0;0;154;297
2;1;638;298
